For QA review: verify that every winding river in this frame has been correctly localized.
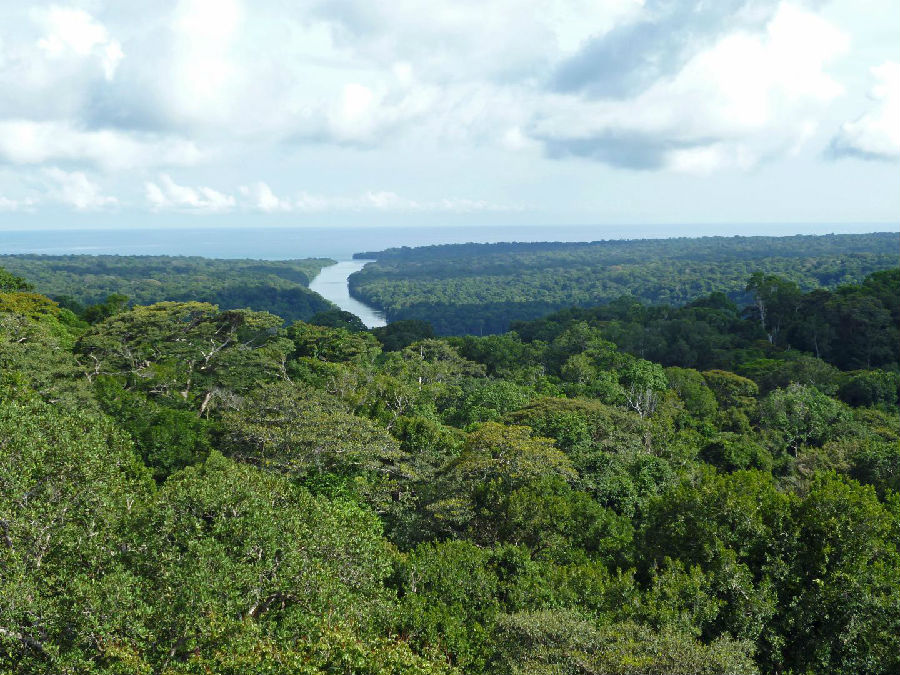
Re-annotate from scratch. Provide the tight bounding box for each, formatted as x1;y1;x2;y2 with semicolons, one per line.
308;260;387;328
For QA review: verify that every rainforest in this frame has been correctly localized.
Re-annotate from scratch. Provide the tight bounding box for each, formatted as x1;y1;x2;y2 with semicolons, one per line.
1;233;898;674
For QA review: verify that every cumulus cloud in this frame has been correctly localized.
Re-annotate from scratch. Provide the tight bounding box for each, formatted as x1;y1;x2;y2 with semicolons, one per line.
314;0;639;83
145;174;236;213
239;182;293;212
0;120;204;170
43;168;117;210
830;61;900;161
0;195;37;212
0;0;895;218
235;184;520;213
529;4;848;171
288;189;519;213
550;0;778;98
34;5;124;81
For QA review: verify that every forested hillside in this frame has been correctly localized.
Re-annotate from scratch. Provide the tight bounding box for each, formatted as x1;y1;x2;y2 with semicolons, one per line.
350;232;898;334
0;255;336;323
2;261;898;674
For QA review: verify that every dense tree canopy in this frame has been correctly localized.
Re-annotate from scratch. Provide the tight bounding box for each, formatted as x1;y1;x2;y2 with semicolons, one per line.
0;255;336;323
350;232;897;335
1;240;898;675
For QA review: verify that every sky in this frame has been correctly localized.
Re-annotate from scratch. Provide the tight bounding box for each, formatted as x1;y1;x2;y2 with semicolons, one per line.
0;0;897;230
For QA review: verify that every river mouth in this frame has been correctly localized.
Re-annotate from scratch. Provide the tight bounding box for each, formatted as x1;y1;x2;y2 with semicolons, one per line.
308;260;387;328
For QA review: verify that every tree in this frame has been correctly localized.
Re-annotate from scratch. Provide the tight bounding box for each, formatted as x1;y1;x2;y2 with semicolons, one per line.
137;452;397;669
427;422;576;543
0;297;94;407
825;292;895;369
666;367;718;422
287;321;380;364
492;611;758;675
219;381;405;491
838;370;900;408
76;302;289;414
393;540;502;672
0;398;152;672
745;272;801;345
759;383;851;455
81;292;129;324
702;369;759;409
371;320;435;351
0;266;31;292
776;474;900;674
620;359;667;419
307;308;367;332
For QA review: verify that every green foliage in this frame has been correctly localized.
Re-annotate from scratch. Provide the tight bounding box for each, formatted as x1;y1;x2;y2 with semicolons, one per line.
219;381;405;491
0;398;153;672
701;433;774;472
666;366;718;421
82;293;129;324
76;301;290;412
702;369;759;408
288;321;381;364
307;307;368;331
138;452;394;662
4;247;900;675
0;255;335;323
0;291;60;319
838;369;900;407
94;376;211;480
393;540;502;671
492;611;758;675
440;377;537;428
759;383;852;455
0;265;31;291
0;297;95;407
163;618;456;674
776;474;900;674
351;233;897;335
371;319;435;351
849;441;900;497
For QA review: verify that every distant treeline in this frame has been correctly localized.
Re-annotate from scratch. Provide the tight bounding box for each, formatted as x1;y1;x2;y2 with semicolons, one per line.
350;232;899;335
0;254;336;323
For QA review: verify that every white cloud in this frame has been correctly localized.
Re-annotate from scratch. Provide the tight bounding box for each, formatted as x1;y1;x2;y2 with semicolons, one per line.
322;80;438;144
0;0;896;222
0;195;37;212
831;61;900;161
239;181;293;212
43;167;117;210
529;3;849;171
0;120;204;170
34;6;124;80
146;174;236;213
234;184;521;213
290;189;519;213
316;0;640;83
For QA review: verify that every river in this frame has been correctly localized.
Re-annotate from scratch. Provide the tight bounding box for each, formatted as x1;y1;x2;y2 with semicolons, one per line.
308;260;387;328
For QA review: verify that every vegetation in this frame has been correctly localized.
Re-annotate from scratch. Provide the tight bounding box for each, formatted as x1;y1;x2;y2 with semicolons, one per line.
0;255;336;323
349;232;898;334
1;247;899;674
